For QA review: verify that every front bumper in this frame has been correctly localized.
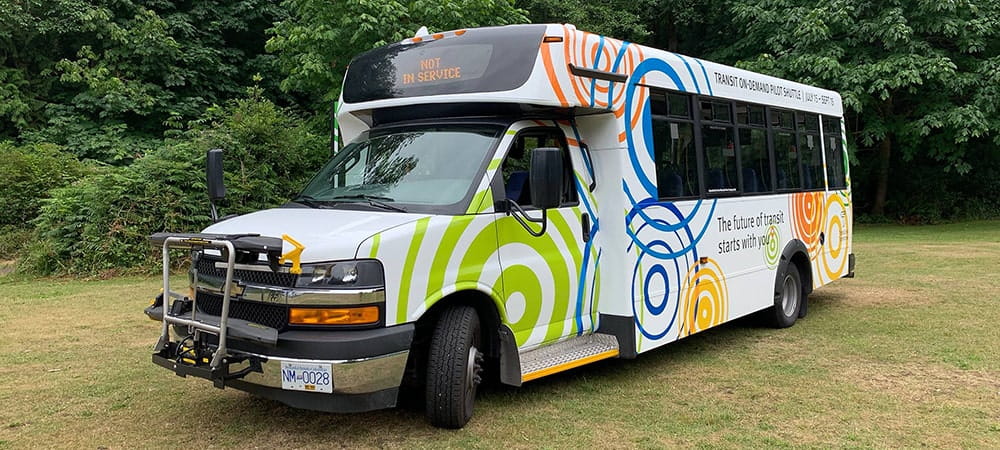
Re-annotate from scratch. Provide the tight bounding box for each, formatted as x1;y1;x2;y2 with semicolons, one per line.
152;323;414;413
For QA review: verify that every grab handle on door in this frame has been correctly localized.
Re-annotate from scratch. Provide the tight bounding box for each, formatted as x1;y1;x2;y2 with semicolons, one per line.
582;213;591;242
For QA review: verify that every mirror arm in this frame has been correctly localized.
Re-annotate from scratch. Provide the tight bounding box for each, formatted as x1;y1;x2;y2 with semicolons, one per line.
505;199;548;237
583;143;597;192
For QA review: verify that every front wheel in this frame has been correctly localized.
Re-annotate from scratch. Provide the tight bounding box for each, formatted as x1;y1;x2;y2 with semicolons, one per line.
769;264;803;328
424;305;483;429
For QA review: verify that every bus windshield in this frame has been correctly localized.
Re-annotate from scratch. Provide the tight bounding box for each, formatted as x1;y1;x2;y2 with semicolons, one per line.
296;124;502;210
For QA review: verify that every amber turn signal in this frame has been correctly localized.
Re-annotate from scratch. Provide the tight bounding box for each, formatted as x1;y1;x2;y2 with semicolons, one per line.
289;306;379;325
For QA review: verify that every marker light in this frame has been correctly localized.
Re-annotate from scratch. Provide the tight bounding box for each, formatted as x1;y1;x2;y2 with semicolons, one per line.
289;306;380;326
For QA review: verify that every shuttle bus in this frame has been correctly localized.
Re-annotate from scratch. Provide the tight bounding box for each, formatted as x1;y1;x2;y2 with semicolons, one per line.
145;24;854;428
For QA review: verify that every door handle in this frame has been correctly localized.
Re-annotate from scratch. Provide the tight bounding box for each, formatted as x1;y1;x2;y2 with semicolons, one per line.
581;213;591;242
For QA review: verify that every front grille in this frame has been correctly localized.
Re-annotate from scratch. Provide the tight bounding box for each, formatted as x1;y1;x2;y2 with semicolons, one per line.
196;291;289;330
195;257;298;288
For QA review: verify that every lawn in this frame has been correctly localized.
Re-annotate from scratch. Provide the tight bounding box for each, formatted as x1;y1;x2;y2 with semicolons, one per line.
1;221;998;448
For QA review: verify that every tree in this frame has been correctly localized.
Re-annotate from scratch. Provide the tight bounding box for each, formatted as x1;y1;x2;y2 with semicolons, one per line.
267;0;529;107
516;0;654;44
517;0;729;55
0;0;289;163
728;0;1000;215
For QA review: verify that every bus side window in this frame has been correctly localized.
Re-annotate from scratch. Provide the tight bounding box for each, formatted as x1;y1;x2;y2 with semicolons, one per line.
771;108;801;190
701;100;737;194
653;92;699;199
823;116;847;190
736;103;771;194
501;129;577;206
798;113;824;190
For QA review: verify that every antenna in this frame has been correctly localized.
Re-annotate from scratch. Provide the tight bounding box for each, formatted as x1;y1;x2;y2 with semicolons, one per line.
414;26;429;37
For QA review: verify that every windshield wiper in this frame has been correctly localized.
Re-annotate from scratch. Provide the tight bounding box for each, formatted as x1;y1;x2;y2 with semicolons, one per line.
290;195;335;209
328;194;407;213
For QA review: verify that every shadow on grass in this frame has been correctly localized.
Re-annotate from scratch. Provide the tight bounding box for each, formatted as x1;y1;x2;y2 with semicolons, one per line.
167;289;853;438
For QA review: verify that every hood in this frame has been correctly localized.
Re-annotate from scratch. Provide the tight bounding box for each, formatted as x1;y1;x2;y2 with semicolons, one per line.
202;207;426;262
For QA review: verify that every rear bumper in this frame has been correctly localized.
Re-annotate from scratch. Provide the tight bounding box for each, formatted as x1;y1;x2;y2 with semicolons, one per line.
153;324;414;413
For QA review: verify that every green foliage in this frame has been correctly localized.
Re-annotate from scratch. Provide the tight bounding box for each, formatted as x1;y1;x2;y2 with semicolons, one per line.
267;0;528;105
516;0;654;43
519;0;730;55
727;0;1000;215
24;95;327;275
0;225;34;258
0;142;88;226
1;0;290;163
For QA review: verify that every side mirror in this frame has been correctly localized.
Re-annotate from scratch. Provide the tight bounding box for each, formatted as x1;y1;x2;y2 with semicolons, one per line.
207;149;226;201
206;149;225;222
529;147;564;210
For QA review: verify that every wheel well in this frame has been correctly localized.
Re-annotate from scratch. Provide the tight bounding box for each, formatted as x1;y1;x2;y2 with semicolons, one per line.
419;290;501;357
401;290;502;389
789;251;814;295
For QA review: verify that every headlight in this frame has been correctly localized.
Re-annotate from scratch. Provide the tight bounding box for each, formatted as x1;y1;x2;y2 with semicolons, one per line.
296;260;384;289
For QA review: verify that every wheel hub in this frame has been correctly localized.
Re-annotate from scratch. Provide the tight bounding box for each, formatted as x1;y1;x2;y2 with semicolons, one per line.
465;345;483;397
781;273;799;317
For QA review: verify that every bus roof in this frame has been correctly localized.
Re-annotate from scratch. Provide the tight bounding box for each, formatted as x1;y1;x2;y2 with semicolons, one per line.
339;24;843;133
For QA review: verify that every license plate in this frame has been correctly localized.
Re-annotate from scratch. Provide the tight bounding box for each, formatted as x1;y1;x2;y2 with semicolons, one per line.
280;362;333;393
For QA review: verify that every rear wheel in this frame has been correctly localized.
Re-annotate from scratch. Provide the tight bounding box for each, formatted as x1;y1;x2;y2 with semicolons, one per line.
770;264;803;328
424;305;483;429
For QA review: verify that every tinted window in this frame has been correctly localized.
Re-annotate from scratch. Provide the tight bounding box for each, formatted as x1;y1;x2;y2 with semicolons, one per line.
501;129;576;206
739;128;771;193
701;100;731;123
771;109;794;129
798;113;824;189
799;132;824;189
654;121;698;198
773;130;800;189
824;116;847;189
702;125;737;193
668;93;691;118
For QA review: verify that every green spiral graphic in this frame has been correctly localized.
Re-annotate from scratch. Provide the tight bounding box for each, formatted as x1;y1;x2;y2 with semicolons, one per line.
763;224;780;268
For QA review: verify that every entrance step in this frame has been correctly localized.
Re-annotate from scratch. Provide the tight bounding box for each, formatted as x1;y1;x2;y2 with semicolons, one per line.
520;333;619;382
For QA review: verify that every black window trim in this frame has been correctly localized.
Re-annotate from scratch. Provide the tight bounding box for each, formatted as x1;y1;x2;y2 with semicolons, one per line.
795;110;826;192
735;101;774;196
699;97;741;198
651;91;702;201
647;89;848;201
821;114;848;191
494;125;580;211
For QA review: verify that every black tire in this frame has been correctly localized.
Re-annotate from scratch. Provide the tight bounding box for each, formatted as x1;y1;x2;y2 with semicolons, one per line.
769;263;803;328
424;305;483;429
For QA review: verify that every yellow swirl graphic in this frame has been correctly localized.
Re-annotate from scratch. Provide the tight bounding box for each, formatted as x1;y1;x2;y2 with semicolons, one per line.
677;258;729;338
820;193;849;281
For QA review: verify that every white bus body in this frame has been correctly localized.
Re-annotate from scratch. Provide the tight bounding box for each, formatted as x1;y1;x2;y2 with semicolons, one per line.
146;24;853;428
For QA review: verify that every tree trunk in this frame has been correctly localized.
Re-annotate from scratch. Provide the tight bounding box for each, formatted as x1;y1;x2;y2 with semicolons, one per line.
872;134;891;216
665;14;679;52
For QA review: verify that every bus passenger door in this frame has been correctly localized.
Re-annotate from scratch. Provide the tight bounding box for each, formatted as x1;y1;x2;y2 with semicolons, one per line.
495;126;591;349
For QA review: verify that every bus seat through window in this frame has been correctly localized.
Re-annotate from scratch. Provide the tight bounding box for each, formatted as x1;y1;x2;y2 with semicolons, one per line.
506;171;530;203
707;168;725;190
658;169;684;198
742;168;759;193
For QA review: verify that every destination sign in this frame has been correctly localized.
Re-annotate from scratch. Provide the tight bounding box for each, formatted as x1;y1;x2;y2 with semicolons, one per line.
395;44;493;88
342;25;546;103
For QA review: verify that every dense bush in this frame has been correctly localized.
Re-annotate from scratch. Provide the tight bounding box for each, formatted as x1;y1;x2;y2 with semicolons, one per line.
23;96;327;275
853;141;1000;223
0;142;88;227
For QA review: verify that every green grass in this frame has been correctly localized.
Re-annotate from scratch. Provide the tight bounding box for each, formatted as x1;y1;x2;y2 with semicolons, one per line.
1;221;998;448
